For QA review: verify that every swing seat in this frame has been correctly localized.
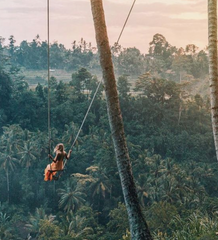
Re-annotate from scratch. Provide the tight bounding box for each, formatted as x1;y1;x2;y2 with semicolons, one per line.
48;169;64;173
48;168;65;181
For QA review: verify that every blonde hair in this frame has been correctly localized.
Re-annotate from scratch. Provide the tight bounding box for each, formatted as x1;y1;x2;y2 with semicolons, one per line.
54;143;64;153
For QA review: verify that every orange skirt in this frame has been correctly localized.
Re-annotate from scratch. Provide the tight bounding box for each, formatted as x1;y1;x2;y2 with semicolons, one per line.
44;161;63;181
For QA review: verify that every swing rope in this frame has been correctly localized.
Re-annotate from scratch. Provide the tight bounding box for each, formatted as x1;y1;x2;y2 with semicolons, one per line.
63;79;102;169
46;0;137;177
116;0;137;44
63;0;137;170
47;0;51;158
70;81;102;151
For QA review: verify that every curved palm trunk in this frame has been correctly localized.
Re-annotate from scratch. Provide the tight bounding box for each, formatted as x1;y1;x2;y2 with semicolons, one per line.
208;0;218;161
90;1;152;239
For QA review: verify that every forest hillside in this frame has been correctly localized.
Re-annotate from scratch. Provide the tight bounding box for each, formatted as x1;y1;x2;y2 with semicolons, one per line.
0;34;217;240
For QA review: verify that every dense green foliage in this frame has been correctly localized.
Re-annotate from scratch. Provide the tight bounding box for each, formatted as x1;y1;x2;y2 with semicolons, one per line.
1;33;209;80
0;34;216;239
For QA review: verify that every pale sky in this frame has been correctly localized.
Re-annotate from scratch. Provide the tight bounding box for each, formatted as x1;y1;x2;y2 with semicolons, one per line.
0;0;207;53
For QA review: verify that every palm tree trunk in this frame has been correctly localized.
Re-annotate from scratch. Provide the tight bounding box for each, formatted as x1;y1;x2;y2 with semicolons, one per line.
6;170;10;203
90;1;152;239
208;0;218;161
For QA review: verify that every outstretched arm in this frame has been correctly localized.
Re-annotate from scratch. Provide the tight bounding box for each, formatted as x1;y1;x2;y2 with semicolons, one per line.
66;150;72;160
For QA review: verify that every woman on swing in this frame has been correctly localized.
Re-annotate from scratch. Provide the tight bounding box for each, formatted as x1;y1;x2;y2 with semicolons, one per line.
44;143;72;181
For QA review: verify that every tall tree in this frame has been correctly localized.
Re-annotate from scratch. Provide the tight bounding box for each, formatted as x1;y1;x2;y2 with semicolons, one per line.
90;0;152;239
8;35;16;62
58;178;86;213
0;143;18;203
208;0;218;161
0;71;12;127
19;140;38;173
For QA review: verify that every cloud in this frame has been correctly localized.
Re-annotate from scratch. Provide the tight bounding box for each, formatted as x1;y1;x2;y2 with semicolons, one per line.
104;1;206;23
102;0;207;50
0;0;207;53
